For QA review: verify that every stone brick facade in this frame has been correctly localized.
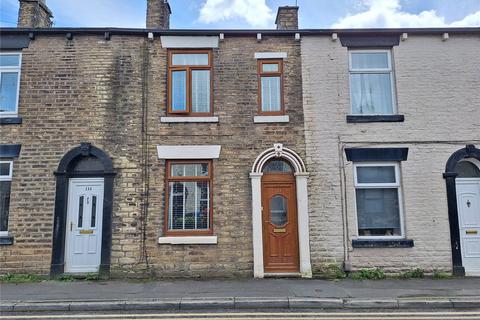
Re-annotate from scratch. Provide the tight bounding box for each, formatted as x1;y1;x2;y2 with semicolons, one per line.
0;31;304;277
301;33;480;274
17;0;53;28
275;6;299;30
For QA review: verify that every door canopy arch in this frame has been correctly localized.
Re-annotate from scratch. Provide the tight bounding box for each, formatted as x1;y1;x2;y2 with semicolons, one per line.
51;142;115;278
252;143;307;174
446;145;480;174
57;142;114;175
250;143;311;278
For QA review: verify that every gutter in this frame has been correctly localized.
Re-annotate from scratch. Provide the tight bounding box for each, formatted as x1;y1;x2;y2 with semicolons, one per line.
0;27;479;37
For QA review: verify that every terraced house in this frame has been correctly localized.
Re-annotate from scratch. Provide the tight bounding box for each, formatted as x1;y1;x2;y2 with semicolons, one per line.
0;0;479;279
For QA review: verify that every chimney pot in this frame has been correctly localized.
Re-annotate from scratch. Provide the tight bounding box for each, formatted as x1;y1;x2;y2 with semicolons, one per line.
275;6;298;30
146;0;171;29
17;0;53;28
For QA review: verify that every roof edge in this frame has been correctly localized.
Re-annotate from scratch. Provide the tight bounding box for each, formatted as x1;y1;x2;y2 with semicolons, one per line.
0;27;478;36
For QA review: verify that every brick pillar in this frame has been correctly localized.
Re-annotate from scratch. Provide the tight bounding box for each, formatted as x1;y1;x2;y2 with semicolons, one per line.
275;6;298;30
146;0;171;29
17;0;53;28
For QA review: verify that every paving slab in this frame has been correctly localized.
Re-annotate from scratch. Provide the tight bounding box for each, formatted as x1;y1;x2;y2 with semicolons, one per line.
450;298;480;309
180;297;234;309
288;297;343;309
0;303;15;312
235;297;289;309
13;302;69;312
125;299;180;310
344;298;398;309
398;299;454;309
69;301;126;311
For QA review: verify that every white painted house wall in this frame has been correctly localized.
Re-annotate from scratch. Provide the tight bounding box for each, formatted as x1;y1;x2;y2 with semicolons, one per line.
301;34;480;273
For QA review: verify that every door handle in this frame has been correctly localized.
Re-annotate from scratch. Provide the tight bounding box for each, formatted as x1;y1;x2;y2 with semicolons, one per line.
70;221;73;231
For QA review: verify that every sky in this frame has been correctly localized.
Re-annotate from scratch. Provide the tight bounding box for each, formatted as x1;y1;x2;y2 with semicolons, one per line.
1;0;480;29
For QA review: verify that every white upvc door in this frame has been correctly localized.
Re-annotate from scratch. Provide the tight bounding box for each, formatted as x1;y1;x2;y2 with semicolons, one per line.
456;178;480;276
65;178;104;273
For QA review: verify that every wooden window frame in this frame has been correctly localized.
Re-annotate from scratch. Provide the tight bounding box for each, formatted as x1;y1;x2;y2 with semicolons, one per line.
258;59;284;116
167;50;213;116
164;160;213;236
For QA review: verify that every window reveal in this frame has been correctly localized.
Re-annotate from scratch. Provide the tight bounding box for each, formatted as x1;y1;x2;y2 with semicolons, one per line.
349;50;396;115
166;161;213;235
258;59;284;114
0;53;21;116
0;161;13;234
168;50;212;115
354;163;404;237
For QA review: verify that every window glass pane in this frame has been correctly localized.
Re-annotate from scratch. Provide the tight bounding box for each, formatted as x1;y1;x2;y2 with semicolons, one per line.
262;63;279;72
191;70;210;113
0;163;11;176
0;55;20;67
356;188;401;236
171;163;208;177
357;166;396;184
261;76;281;112
77;196;84;228
270;195;287;226
351;73;393;114
168;181;209;230
263;160;292;173
171;71;186;112
172;54;209;66
0;72;19;113
455;161;480;178
91;195;97;228
0;181;11;232
351;52;389;69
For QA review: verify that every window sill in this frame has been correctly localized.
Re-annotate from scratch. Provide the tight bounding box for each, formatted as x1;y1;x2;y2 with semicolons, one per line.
346;115;404;123
158;236;218;245
352;239;414;248
254;115;289;123
0;117;22;125
0;235;14;245
160;116;219;123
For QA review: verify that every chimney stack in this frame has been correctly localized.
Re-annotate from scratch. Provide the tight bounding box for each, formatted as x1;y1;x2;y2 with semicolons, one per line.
275;6;298;30
146;0;171;29
17;0;53;28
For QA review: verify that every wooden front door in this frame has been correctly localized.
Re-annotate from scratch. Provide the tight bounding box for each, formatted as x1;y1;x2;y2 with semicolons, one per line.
262;171;299;273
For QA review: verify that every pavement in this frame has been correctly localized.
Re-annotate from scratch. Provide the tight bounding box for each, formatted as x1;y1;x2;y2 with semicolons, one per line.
1;278;480;312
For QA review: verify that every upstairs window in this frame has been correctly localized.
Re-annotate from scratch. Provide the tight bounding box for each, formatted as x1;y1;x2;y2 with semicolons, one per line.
349;50;396;115
258;59;284;115
0;161;13;235
354;163;404;238
168;50;212;115
166;161;213;235
0;53;21;117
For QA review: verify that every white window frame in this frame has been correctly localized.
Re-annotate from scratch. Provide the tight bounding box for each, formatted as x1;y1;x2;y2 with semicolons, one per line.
353;162;405;240
348;49;397;116
0;52;22;118
0;160;13;236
